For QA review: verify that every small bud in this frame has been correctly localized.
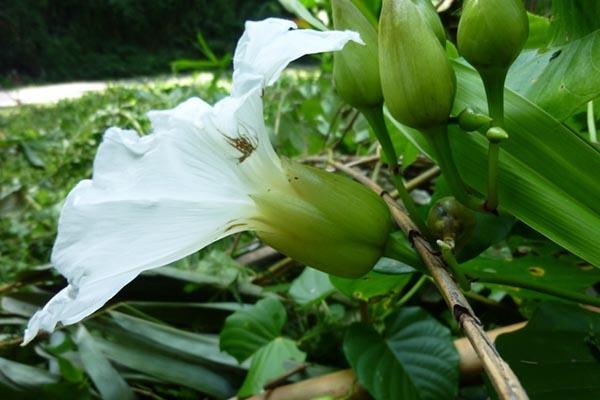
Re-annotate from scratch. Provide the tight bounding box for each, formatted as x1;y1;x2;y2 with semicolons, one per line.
427;196;476;250
411;0;446;46
379;0;456;131
457;0;529;71
486;126;509;143
332;0;383;109
253;159;392;278
458;107;493;131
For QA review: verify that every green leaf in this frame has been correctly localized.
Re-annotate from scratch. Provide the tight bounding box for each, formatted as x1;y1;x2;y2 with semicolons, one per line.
74;326;135;400
496;302;600;399
330;271;413;301
220;298;287;363
278;0;328;30
237;338;306;398
92;333;236;398
344;307;459;400
525;12;551;49
0;356;58;389
107;311;241;368
373;256;419;275
507;31;600;120
462;252;600;304
548;0;600;46
288;267;335;306
391;61;600;268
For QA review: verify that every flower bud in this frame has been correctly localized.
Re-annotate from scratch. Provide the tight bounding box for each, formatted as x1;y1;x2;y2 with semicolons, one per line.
332;0;383;109
458;107;493;131
379;0;456;131
253;159;392;278
486;126;509;143
457;0;529;70
427;196;476;250
411;0;446;46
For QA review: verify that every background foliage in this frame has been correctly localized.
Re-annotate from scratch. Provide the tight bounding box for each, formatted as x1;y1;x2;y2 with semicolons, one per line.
0;0;283;84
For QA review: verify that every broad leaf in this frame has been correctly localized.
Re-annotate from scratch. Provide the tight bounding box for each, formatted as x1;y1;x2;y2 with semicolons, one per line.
220;297;287;363
330;271;412;301
344;307;459;400
496;302;600;399
237;338;306;398
391;61;600;268
74;326;135;400
507;31;600;120
288;267;335;306
548;0;600;46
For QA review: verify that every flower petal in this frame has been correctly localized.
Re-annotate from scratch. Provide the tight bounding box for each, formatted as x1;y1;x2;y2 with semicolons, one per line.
232;18;362;95
23;95;270;344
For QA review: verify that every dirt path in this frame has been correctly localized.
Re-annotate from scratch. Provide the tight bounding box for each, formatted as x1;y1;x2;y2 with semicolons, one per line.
0;82;108;108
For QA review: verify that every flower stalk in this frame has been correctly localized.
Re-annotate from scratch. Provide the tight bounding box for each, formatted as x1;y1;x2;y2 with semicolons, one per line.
361;106;429;235
481;67;509;211
424;125;482;211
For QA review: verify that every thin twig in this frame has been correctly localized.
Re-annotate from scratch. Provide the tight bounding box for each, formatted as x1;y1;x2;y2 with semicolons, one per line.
332;109;360;150
330;161;529;400
345;154;380;168
388;165;441;198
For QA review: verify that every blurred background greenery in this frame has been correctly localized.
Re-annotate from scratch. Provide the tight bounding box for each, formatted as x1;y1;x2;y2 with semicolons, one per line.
0;0;284;85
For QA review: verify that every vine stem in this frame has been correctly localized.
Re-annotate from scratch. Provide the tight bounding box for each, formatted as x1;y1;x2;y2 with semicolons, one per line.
360;106;430;235
396;274;428;307
330;160;529;400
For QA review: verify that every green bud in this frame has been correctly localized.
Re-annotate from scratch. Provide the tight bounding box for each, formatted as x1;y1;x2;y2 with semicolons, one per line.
427;196;476;250
486;126;509;143
332;0;383;109
457;0;529;70
379;0;456;131
253;159;392;278
457;107;493;131
411;0;446;46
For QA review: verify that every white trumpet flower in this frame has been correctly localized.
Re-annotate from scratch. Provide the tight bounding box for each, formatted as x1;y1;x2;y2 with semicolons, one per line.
23;18;391;345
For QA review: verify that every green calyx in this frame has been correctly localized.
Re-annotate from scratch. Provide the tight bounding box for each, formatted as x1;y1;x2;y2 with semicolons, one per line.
426;196;476;251
332;0;383;109
379;0;456;131
253;159;392;278
457;0;529;70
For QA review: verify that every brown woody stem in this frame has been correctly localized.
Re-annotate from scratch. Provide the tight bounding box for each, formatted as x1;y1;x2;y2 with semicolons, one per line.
330;160;529;400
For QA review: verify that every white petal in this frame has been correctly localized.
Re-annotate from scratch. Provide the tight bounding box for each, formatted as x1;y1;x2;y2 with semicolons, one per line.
23;93;279;344
232;18;362;95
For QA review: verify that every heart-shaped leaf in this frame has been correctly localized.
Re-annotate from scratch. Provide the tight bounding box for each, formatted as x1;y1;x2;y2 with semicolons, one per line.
344;307;459;400
220;298;286;363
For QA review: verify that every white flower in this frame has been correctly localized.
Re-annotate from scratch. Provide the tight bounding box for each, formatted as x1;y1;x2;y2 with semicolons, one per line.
23;18;361;345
